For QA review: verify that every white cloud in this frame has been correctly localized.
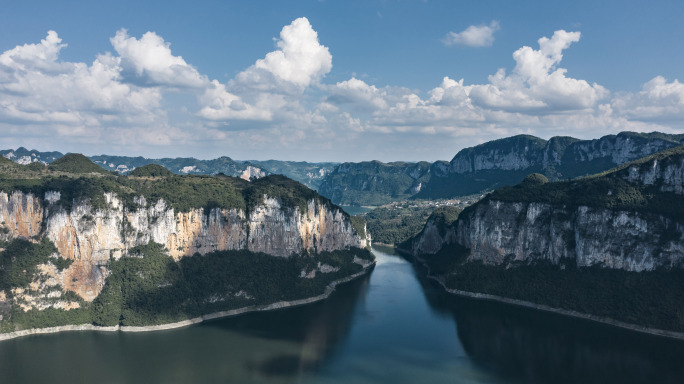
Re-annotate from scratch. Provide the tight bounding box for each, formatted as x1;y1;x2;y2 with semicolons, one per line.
197;80;272;121
0;24;682;162
327;77;390;110
110;29;208;89
0;31;162;128
443;21;500;47
199;17;333;125
234;17;332;92
612;76;684;121
469;30;609;111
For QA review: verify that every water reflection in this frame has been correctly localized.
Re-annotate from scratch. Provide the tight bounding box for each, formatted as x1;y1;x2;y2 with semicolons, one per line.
212;274;372;378
0;273;371;384
3;247;684;383
407;252;684;384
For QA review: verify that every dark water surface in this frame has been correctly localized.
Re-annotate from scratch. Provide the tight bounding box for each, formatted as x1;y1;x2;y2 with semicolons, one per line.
2;246;684;383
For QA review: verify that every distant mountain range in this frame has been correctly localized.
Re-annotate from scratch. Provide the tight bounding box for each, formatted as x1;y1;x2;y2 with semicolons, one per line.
0;148;336;190
318;131;684;206
4;131;683;206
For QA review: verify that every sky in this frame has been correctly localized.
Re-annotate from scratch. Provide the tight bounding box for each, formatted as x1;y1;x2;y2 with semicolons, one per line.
0;0;683;162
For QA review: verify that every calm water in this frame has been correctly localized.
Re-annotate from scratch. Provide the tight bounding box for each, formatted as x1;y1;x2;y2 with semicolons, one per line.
2;246;684;383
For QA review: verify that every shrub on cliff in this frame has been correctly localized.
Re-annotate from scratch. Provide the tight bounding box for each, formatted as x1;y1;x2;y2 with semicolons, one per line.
129;164;173;178
48;153;109;174
522;173;549;186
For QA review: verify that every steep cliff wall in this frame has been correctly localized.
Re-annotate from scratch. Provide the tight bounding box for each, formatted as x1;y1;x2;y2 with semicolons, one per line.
416;132;684;199
0;191;361;301
413;147;684;272
442;200;683;271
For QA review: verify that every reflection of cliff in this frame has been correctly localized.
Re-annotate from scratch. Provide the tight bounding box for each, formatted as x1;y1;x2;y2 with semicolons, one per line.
453;302;684;384
408;257;684;384
209;271;371;378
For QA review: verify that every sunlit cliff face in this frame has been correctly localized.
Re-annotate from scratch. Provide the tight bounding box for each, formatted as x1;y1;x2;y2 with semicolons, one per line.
0;192;361;301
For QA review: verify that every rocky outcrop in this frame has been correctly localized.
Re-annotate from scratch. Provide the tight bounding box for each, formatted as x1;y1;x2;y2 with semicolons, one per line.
416;132;684;199
447;201;683;271
317;160;432;206
0;191;43;241
414;199;684;272
0;191;361;301
413;147;684;272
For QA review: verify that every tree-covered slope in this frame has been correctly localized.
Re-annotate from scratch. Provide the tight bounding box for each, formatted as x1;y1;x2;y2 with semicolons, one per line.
317;160;431;206
410;145;684;334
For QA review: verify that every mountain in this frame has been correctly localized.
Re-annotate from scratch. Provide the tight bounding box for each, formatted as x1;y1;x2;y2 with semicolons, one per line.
0;158;372;336
416;131;684;198
317;161;431;206
245;160;337;190
0;147;62;165
313;131;684;206
407;145;684;335
1;150;337;190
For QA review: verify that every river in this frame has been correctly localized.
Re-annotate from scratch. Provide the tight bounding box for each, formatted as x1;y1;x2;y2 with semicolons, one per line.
1;246;683;383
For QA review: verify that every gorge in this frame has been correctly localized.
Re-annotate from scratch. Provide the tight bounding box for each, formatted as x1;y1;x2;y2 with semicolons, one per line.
0;158;373;336
409;145;684;334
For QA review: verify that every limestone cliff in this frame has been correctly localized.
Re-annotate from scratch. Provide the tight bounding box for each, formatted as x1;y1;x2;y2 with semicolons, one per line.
0;191;361;301
412;146;684;272
416;131;684;199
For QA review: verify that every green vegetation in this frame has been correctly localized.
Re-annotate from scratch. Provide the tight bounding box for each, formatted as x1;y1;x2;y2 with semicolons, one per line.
521;172;549;186
318;160;430;206
23;162;47;172
365;206;434;245
349;216;367;241
128;164;173;178
416;131;684;200
245;175;321;214
414;143;684;333
48;153;109;174
245;160;337;190
484;170;684;220
0;154;340;216
0;238;60;291
425;257;684;333
1;242;374;330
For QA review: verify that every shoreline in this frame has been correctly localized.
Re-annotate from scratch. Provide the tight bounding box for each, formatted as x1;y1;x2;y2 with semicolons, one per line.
412;254;684;341
0;261;375;341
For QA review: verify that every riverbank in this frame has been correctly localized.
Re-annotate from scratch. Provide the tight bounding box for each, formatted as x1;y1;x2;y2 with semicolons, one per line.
0;262;375;341
411;254;684;341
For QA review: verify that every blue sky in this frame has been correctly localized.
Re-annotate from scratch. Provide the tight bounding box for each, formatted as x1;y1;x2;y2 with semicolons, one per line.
0;0;682;162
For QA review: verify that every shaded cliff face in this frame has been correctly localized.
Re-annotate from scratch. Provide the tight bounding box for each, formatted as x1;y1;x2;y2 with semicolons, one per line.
449;200;683;272
0;192;43;241
413;147;684;272
416;132;684;199
0;191;361;301
317;160;431;206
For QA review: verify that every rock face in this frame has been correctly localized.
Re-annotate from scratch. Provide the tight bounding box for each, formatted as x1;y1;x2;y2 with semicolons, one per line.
416;131;684;199
0;191;361;301
413;149;684;272
317;160;432;206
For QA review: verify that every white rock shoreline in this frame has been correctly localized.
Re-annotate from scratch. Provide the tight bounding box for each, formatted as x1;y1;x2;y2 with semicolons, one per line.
411;253;684;341
0;261;375;342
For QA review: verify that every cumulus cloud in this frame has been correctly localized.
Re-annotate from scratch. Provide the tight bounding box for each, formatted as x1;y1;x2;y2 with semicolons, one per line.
199;17;332;124
234;17;332;92
197;80;272;121
612;76;684;121
443;21;500;47
327;77;390;110
1;23;682;161
469;30;609;112
0;31;162;128
110;29;208;89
